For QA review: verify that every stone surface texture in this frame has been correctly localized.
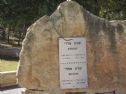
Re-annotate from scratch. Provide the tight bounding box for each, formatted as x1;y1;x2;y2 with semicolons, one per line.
18;1;126;94
0;71;17;87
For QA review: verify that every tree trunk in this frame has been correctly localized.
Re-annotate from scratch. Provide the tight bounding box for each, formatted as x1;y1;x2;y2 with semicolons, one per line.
18;30;21;46
2;30;6;41
7;30;10;43
5;26;10;43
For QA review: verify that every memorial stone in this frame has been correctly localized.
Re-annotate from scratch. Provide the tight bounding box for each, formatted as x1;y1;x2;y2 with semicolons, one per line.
18;1;126;94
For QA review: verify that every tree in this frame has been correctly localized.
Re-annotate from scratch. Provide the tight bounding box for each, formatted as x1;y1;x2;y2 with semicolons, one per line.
74;0;126;20
0;0;126;46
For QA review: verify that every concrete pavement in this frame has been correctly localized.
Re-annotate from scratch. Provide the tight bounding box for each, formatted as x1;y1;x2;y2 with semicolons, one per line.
0;86;23;94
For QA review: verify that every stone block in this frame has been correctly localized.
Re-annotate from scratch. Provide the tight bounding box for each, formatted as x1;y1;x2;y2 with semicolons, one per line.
0;71;17;87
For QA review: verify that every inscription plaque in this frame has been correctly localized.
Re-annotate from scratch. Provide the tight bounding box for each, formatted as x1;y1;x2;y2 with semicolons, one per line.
59;37;88;89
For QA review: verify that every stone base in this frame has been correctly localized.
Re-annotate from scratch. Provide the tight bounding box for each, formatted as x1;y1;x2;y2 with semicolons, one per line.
21;89;126;94
22;89;65;94
22;90;50;94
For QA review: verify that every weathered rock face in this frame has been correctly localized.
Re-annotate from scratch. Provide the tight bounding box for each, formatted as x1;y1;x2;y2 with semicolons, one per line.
18;1;126;94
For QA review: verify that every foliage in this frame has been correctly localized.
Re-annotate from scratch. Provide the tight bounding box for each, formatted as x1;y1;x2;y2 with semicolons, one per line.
74;0;126;20
0;0;126;45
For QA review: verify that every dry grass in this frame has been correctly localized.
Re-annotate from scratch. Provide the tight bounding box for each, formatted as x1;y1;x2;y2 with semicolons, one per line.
0;59;18;72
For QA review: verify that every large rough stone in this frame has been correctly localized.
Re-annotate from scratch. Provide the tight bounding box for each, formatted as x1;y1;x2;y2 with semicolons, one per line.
18;1;126;94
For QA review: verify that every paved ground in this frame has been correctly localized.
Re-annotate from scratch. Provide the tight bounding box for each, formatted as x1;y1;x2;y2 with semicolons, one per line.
0;86;23;94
